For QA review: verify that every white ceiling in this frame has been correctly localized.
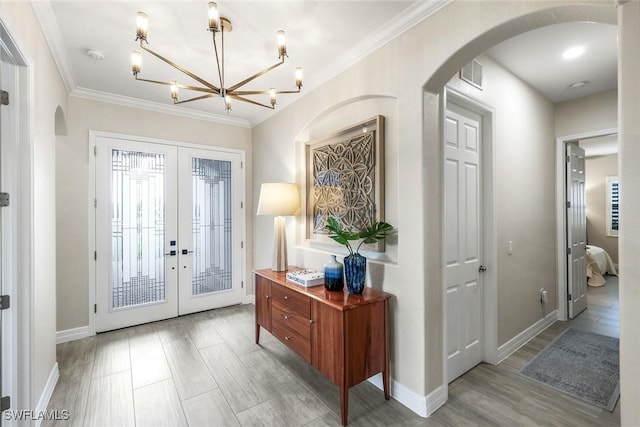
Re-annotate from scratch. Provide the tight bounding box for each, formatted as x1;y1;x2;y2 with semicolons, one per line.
580;134;618;157
34;2;618;128
486;22;618;103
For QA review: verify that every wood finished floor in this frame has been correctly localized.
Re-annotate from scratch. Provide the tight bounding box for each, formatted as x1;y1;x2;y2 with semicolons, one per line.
45;278;620;427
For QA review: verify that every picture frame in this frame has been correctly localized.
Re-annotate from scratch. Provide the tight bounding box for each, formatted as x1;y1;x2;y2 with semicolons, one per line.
305;115;385;251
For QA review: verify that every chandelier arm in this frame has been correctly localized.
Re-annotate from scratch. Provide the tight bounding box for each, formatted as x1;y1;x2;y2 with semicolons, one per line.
229;94;275;109
233;88;302;96
211;32;224;93
139;42;220;92
135;75;218;94
226;59;285;92
174;93;218;104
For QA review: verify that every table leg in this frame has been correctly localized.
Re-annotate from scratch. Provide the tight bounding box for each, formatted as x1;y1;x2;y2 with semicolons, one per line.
255;323;260;344
340;382;349;426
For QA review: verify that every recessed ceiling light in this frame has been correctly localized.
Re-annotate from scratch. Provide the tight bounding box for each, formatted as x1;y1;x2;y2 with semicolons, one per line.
562;46;585;60
569;81;588;90
86;48;105;60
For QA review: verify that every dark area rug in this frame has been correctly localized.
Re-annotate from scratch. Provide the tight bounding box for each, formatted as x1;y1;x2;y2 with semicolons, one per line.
518;327;619;411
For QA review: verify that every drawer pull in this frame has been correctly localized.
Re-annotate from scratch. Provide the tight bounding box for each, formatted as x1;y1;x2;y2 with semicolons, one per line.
284;315;291;320
266;295;271;299
285;336;291;341
309;319;314;324
284;295;290;300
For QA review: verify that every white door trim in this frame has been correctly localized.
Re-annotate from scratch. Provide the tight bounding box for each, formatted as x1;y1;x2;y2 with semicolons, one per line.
88;130;246;335
555;127;617;321
0;13;33;421
441;86;497;390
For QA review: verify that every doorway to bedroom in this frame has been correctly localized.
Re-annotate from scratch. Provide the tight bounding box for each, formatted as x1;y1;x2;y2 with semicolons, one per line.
560;130;619;337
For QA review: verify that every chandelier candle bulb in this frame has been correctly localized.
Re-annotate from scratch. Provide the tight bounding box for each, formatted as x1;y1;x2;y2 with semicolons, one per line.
170;83;179;102
295;67;303;88
131;51;142;75
224;95;232;111
269;87;276;106
208;2;220;32
277;30;287;58
136;12;148;42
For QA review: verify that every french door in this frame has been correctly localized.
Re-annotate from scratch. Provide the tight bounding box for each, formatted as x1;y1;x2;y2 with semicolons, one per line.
94;135;243;332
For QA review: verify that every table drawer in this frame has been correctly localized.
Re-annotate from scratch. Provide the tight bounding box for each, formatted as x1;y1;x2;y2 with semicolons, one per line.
272;301;311;340
271;284;310;317
272;321;311;363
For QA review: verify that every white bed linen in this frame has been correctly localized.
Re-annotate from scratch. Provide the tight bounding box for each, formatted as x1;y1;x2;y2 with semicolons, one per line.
587;245;618;276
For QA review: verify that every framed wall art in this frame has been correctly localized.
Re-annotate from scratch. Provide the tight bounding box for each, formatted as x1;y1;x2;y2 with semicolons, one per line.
305;115;385;251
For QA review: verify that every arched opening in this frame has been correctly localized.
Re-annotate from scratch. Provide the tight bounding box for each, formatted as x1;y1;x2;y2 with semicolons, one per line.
421;2;621;415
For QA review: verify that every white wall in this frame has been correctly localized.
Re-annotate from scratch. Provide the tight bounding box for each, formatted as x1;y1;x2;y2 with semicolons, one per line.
58;96;252;331
253;0;617;402
555;89;617;137
0;0;67;410
447;54;557;345
584;154;618;263
617;1;640;424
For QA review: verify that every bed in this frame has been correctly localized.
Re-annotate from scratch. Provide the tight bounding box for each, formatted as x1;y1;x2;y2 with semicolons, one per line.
586;245;618;287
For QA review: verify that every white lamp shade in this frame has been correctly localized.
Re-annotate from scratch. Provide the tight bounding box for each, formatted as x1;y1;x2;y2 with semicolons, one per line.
257;183;300;216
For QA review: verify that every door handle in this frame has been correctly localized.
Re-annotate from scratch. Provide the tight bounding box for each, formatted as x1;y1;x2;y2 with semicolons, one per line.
181;249;194;255
164;250;177;256
479;265;487;273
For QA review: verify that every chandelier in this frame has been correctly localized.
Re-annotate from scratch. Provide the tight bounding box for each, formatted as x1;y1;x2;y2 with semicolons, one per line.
130;2;303;111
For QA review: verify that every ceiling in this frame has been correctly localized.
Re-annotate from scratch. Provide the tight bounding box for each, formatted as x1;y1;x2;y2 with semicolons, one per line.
580;134;619;157
34;2;618;128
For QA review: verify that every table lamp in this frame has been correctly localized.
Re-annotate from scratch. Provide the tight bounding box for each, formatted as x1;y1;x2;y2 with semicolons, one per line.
257;183;300;271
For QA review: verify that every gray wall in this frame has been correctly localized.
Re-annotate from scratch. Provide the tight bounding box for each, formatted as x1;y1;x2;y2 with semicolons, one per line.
584;154;619;263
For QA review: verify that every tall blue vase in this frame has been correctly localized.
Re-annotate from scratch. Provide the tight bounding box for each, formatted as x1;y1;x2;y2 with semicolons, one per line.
324;255;344;291
344;254;366;294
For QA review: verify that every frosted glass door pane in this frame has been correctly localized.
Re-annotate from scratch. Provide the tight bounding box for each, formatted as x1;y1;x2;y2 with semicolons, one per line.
112;149;166;309
192;158;232;295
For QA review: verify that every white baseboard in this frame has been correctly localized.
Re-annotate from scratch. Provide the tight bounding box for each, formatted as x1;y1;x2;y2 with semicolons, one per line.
56;326;91;344
243;294;255;305
367;374;446;417
34;363;59;427
497;310;558;363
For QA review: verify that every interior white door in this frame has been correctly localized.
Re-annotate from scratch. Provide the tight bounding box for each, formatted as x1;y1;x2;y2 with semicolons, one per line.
95;137;179;332
177;147;243;315
444;102;484;383
567;143;587;318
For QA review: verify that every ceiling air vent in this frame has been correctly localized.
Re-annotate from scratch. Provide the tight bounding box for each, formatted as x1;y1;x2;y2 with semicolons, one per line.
460;59;483;90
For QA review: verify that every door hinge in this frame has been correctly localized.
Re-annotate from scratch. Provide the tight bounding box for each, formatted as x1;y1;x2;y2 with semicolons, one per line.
241;281;244;289
566;201;571;208
0;192;9;208
566;155;570;163
0;295;10;310
1;396;10;411
94;198;97;208
1;90;9;106
94;146;97;155
567;248;572;255
94;251;97;260
568;293;572;301
240;201;243;209
94;304;97;313
240;161;243;169
240;241;244;249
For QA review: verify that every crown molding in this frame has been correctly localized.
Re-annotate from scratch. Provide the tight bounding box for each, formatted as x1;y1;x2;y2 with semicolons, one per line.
250;0;453;127
31;0;77;93
71;87;251;128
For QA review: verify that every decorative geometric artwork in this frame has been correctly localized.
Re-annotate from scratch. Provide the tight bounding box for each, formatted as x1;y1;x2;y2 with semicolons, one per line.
305;116;385;251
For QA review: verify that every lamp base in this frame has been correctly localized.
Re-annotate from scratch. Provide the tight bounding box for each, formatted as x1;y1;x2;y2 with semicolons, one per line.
272;216;288;272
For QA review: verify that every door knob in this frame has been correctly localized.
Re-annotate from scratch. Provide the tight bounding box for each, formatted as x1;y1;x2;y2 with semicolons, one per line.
181;249;194;255
479;265;487;273
164;250;177;256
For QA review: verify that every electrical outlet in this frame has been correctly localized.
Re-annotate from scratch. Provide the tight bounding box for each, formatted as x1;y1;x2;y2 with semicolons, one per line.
540;288;548;304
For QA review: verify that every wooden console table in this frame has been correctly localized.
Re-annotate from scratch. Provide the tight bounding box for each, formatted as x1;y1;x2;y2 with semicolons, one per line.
254;267;392;426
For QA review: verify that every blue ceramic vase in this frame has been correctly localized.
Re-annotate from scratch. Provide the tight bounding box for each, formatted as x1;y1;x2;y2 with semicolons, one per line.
324;255;344;291
344;254;366;294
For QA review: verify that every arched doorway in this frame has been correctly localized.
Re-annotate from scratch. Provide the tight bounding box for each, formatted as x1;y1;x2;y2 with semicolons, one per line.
418;2;633;417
